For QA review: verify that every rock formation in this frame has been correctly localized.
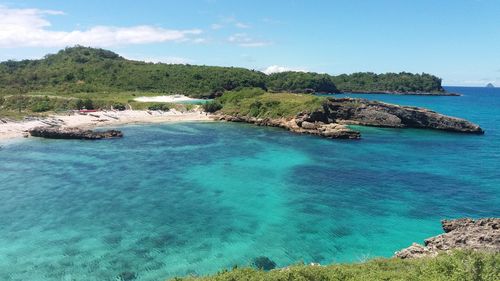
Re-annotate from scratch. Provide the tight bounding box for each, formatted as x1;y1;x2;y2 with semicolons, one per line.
323;98;484;134
29;126;123;140
212;114;361;139
212;98;484;139
395;218;499;259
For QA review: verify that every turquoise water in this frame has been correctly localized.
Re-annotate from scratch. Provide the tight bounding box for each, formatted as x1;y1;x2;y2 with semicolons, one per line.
0;87;499;280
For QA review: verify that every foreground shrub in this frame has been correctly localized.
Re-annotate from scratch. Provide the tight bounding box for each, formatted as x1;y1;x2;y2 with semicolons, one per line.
170;250;500;281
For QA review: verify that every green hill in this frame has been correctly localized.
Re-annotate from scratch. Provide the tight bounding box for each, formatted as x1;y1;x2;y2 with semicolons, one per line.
0;46;444;98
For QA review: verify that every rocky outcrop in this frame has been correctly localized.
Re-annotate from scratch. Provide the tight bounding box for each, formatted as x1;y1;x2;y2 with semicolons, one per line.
212;114;361;139
323;98;484;134
212;98;484;140
29;126;123;140
395;218;500;259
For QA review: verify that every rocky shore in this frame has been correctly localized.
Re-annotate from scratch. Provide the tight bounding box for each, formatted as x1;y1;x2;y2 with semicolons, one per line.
212;114;361;139
395;218;499;259
213;98;484;139
29;126;123;140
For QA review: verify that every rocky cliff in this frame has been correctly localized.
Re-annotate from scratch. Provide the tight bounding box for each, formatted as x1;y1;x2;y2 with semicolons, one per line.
395;218;499;259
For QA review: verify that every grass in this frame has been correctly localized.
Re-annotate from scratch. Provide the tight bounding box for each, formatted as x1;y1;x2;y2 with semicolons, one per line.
218;88;326;118
0;91;196;118
170;251;499;281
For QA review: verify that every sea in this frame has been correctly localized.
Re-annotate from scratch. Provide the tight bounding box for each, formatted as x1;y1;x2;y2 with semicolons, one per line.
0;86;498;281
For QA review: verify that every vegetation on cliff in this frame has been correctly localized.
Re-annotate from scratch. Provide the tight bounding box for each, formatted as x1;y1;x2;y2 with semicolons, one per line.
170;250;499;281
217;88;325;118
0;46;444;99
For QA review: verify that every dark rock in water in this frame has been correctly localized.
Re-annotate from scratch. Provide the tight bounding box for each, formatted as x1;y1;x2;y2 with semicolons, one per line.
395;218;500;259
252;256;277;270
29;126;123;140
486;83;495;88
117;271;137;281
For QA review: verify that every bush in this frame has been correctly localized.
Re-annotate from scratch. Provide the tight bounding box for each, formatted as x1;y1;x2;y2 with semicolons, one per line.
76;98;94;110
31;101;53;112
202;100;223;113
0;96;4;106
148;103;171;111
112;102;126;111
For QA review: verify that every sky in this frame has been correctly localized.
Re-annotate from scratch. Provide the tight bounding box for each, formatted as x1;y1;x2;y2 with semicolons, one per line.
1;0;499;86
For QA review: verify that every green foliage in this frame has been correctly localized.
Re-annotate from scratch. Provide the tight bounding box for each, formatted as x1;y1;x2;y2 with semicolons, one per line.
267;71;338;93
31;99;53;112
147;103;171;111
0;46;267;99
202;100;223;113
76;98;94;110
112;102;126;111
0;47;444;101
218;90;325;118
170;251;499;281
331;72;444;93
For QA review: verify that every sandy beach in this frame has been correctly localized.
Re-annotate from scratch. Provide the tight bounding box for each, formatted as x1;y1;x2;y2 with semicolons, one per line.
0;109;211;140
133;95;201;103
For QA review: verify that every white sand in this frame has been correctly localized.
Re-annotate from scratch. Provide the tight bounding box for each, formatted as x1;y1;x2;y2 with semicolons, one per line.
0;109;211;141
133;95;199;103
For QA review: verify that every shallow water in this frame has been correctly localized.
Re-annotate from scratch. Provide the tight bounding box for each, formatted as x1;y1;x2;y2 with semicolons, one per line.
0;87;499;280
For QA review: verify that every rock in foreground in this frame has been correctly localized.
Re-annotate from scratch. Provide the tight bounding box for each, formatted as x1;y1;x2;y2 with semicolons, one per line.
395;218;500;259
29;127;123;140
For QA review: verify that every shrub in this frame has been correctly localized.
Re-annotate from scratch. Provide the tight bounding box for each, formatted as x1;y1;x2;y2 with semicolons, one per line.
76;98;94;110
31;101;53;112
148;103;171;111
112;102;126;111
202;100;223;113
0;96;4;106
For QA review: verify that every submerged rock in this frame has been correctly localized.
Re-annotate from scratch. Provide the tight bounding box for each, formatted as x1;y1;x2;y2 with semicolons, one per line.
117;271;137;281
395;218;500;259
252;256;277;270
29;126;123;140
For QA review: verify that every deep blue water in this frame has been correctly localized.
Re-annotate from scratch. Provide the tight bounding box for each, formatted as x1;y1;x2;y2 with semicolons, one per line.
0;86;499;281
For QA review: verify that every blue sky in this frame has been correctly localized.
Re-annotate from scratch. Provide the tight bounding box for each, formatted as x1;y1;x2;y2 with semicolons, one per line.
1;0;499;86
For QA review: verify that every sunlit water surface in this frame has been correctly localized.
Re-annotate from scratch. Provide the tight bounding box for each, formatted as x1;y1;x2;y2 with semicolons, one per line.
0;87;499;280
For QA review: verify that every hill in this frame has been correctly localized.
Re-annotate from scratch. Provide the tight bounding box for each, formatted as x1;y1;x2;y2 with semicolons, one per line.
0;46;444;98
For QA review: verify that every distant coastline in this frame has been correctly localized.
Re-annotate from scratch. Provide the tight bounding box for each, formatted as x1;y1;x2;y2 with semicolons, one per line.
330;91;461;96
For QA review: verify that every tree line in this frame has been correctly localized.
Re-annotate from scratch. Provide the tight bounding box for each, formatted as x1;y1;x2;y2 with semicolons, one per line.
0;46;443;98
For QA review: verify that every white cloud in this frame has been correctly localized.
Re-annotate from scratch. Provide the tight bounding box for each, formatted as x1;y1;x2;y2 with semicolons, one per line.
0;5;203;48
235;22;250;29
262;65;307;75
124;54;194;64
210;23;223;30
228;33;270;47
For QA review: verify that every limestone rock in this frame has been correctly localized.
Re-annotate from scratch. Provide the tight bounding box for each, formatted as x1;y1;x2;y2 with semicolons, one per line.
395;218;499;259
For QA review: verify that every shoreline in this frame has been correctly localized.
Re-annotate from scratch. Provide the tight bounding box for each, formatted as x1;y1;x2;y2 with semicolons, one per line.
0;109;211;141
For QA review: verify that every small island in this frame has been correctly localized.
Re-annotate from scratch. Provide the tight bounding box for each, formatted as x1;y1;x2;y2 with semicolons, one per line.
486;83;495;88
